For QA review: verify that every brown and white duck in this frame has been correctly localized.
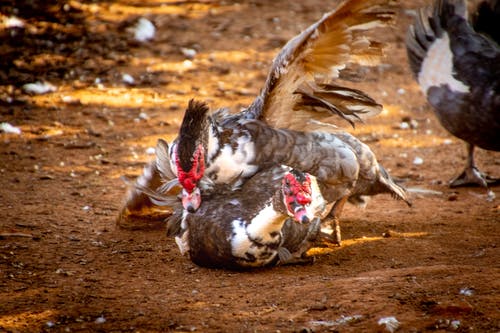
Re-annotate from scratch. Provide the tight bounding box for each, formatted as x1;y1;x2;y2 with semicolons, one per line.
180;167;324;269
117;0;396;226
138;141;327;269
406;0;500;199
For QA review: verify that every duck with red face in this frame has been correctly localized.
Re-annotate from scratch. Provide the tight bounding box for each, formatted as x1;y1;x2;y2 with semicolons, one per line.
175;144;204;213
135;155;327;269
283;170;313;224
117;0;397;227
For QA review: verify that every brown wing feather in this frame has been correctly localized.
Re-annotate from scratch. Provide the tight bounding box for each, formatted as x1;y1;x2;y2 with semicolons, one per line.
245;0;395;130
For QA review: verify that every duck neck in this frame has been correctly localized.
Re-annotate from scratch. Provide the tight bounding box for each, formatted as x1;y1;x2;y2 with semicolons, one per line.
205;119;221;162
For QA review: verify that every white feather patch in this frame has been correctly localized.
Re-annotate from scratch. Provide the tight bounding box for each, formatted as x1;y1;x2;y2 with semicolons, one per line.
245;203;283;243
207;132;258;183
230;219;254;258
230;204;283;261
418;33;469;94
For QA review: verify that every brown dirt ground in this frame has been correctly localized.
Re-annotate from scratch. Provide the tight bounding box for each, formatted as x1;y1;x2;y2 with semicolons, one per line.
1;0;499;332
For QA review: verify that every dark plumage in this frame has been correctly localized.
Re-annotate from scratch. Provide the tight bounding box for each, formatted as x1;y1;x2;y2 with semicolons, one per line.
134;141;327;269
181;167;323;270
406;0;500;198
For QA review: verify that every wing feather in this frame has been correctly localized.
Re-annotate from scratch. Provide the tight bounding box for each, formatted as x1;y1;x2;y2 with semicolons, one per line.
244;0;395;130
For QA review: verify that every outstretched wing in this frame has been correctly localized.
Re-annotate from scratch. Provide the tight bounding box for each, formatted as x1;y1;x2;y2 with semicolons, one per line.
244;0;395;130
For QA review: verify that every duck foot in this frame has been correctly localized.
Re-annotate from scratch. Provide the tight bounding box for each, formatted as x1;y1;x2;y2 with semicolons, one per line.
449;167;497;201
449;167;499;188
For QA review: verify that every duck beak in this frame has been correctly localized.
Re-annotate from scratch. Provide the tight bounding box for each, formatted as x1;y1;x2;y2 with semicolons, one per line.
290;202;310;224
182;187;201;213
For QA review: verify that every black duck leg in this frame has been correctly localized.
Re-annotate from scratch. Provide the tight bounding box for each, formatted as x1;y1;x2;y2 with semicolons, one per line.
450;143;498;201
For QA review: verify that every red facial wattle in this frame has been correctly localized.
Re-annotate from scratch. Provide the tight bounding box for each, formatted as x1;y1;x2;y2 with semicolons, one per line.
176;145;205;211
283;172;313;223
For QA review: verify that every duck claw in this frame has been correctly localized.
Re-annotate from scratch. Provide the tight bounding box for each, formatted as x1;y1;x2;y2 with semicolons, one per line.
449;166;498;188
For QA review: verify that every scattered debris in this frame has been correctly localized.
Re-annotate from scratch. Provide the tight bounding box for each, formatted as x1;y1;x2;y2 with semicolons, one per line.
378;316;400;333
138;112;149;120
63;141;96;149
0;232;35;240
0;122;21;135
459;287;475;296
3;16;25;28
22;81;57;94
399;121;410;130
432;318;461;331
132;18;155;42
486;190;496;202
55;268;74;276
61;95;81;104
310;314;363;327
398;116;418;130
413;157;424;165
181;47;197;59
122;73;135;85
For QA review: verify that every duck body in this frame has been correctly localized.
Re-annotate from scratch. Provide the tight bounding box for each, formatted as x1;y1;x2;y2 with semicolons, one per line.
174;166;325;270
176;104;409;245
406;0;500;192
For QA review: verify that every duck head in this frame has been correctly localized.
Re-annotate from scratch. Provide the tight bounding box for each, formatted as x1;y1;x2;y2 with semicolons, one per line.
282;169;313;224
175;99;210;212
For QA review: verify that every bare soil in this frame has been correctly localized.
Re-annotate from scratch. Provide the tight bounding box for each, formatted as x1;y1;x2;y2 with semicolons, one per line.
1;0;499;332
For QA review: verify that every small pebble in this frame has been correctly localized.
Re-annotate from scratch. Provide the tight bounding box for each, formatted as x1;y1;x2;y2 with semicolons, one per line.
378;316;400;333
133;18;155;42
122;73;135;85
0;122;21;135
23;81;57;94
459;288;474;296
181;47;197;59
413;157;424;165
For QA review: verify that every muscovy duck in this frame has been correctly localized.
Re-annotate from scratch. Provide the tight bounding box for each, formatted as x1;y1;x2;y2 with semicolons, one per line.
175;101;411;244
406;0;500;199
117;0;396;226
138;140;327;269
181;167;323;269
